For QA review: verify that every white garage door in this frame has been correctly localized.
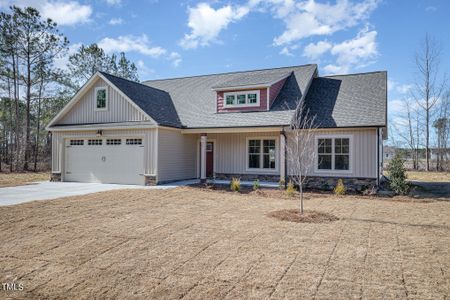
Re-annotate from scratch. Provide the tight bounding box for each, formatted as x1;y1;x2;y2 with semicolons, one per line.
64;137;145;185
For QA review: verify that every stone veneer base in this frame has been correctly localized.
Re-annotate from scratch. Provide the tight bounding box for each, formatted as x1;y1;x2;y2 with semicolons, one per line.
144;175;157;186
50;172;61;182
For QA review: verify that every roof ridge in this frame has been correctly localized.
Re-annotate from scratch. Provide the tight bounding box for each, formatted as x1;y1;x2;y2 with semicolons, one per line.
322;70;387;78
143;64;317;83
99;71;169;94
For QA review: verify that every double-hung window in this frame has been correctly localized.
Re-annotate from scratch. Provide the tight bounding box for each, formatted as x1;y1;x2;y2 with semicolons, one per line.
95;87;108;110
223;90;260;108
317;136;351;171
248;138;277;170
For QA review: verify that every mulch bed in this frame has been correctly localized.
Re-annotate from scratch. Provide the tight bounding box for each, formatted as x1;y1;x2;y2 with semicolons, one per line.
267;209;339;223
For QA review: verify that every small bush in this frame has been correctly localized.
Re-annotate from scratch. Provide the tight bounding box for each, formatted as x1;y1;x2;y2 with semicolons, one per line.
230;177;241;192
252;179;260;191
279;179;286;190
333;179;346;196
286;180;296;197
388;154;410;195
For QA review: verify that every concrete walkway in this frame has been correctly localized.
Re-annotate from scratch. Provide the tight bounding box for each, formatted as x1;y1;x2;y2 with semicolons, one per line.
0;180;199;206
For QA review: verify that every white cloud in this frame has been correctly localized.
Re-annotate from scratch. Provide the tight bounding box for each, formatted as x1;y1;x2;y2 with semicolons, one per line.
280;44;299;56
273;0;380;46
1;1;92;25
179;2;249;49
389;99;405;114
168;52;182;67
105;0;121;5
53;42;82;70
136;60;155;77
108;18;123;25
98;34;166;57
302;40;332;59
323;27;377;74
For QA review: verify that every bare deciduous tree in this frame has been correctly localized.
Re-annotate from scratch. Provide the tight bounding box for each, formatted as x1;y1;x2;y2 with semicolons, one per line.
286;100;318;214
412;34;446;171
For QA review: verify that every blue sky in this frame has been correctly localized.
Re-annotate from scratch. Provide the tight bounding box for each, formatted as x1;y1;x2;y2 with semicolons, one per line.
1;0;449;142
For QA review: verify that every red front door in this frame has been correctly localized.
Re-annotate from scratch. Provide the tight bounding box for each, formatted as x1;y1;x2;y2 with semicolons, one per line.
206;142;214;178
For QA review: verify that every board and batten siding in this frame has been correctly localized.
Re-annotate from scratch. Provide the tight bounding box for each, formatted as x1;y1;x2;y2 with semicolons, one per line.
207;131;280;175
58;78;151;124
286;128;378;178
157;128;197;182
51;129;157;176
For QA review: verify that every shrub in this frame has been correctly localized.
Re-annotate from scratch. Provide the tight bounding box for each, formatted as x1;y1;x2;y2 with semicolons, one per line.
230;177;241;192
279;179;286;190
333;179;346;196
388;154;410;195
286;180;296;197
252;179;260;191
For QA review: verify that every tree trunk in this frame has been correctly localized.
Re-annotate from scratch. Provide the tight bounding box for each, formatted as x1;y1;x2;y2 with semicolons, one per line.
34;79;44;172
24;47;32;171
12;53;20;172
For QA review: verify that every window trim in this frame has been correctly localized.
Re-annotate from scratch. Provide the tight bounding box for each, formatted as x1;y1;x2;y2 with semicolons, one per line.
245;136;279;172
223;90;260;108
314;134;353;174
94;87;108;111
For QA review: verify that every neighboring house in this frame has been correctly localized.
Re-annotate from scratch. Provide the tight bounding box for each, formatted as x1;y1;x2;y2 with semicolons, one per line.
46;64;387;190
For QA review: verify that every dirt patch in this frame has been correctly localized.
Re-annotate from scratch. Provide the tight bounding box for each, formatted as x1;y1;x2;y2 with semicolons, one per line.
268;209;339;223
0;172;49;188
406;171;450;182
1;187;449;299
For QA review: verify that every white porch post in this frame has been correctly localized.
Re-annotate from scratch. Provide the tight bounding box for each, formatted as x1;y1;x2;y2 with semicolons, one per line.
280;132;286;182
200;134;207;183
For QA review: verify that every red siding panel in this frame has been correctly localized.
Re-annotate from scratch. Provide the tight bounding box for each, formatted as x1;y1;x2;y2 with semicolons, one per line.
217;88;268;113
268;77;287;109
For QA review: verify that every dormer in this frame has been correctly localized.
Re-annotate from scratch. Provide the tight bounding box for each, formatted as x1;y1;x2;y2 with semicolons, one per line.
213;72;291;113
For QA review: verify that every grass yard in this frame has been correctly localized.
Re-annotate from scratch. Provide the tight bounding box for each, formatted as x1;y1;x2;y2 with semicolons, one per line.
1;187;449;299
0;172;49;188
406;171;450;182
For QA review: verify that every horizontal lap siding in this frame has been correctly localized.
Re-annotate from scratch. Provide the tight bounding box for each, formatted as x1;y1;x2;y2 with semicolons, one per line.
157;128;197;182
286;128;377;178
51;129;157;175
58;78;150;124
207;132;280;175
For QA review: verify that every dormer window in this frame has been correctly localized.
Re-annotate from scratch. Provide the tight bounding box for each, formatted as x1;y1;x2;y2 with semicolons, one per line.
223;90;260;108
95;87;108;111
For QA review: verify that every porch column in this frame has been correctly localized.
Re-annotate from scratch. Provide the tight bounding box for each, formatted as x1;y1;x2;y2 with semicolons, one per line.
200;133;207;183
280;132;286;182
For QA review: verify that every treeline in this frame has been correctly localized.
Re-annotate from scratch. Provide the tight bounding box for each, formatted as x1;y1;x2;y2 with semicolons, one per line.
0;6;140;172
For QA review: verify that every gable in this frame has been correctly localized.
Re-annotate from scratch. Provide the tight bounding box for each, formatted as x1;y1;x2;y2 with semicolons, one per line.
55;77;152;125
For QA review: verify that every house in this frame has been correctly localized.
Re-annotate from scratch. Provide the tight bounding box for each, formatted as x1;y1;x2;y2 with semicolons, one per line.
46;64;387;190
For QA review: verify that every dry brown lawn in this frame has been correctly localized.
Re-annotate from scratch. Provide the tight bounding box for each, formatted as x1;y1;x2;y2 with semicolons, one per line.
1;187;449;299
0;172;49;188
407;171;450;182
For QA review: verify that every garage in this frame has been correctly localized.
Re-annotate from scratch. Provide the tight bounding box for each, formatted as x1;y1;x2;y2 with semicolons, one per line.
64;137;145;185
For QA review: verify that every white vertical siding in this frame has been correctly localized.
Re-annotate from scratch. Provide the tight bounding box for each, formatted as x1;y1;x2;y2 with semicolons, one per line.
58;78;151;124
51;129;157;175
157;128;197;182
286;128;377;178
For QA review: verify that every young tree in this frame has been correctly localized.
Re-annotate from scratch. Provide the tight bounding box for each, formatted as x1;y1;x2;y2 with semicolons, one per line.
411;34;446;171
286;100;318;214
433;91;450;171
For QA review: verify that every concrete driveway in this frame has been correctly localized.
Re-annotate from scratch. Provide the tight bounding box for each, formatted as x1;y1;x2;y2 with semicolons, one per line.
0;180;198;206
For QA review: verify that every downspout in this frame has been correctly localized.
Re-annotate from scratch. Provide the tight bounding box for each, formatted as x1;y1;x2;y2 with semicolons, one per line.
376;127;380;187
282;127;287;188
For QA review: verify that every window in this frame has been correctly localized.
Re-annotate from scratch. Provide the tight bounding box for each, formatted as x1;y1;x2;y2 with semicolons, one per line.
316;136;351;171
88;139;102;146
70;140;84;146
95;87;107;110
106;139;121;145
223;90;260;108
248;138;277;170
126;138;142;145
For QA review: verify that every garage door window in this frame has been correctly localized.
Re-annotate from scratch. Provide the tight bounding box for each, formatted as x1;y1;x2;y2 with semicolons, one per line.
70;140;84;146
88;139;103;146
126;138;142;145
106;139;121;145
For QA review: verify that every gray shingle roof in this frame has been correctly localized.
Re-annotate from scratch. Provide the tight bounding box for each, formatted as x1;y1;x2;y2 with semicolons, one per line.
303;71;387;128
100;72;182;128
212;70;292;89
143;64;317;128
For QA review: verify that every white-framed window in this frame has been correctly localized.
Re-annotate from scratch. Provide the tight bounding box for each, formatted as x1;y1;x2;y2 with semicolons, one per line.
315;135;352;172
247;137;277;170
106;139;121;145
223;90;260;108
70;139;84;146
95;87;108;111
88;139;102;146
126;138;142;145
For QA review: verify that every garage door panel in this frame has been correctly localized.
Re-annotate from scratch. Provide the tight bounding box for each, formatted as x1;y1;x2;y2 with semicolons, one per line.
64;138;145;185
